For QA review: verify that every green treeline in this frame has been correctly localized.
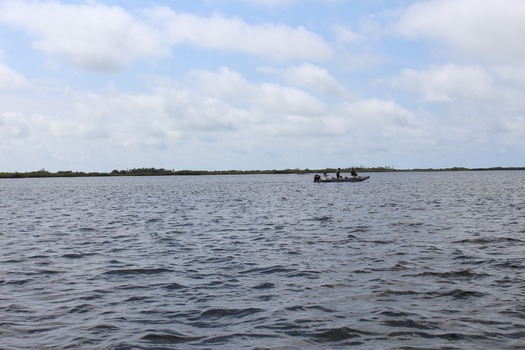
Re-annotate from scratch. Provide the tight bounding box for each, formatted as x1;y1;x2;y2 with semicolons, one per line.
0;166;524;179
0;167;318;178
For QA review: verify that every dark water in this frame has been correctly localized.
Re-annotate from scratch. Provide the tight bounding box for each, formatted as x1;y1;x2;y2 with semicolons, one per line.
1;171;525;349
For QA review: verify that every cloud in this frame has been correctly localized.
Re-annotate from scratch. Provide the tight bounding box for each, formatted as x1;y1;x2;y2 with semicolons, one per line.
494;66;525;89
0;1;165;72
501;116;525;140
187;67;326;116
381;64;494;102
333;24;365;44
396;0;525;63
245;0;296;6
12;77;264;149
0;111;30;139
148;7;332;61
375;63;525;156
262;63;348;96
0;1;332;71
0;65;330;161
0;62;28;89
335;99;418;133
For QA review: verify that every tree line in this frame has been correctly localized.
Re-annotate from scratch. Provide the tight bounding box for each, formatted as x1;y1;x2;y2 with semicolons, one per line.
0;166;524;179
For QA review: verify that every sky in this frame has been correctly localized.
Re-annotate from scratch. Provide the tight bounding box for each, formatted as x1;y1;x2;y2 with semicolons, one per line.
1;0;524;172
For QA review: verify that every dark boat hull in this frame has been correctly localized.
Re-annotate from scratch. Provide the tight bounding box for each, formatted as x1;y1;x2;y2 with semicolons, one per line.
318;176;369;183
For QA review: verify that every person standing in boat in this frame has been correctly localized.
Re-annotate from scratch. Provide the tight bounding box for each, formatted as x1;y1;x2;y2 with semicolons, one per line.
350;168;357;177
336;168;341;179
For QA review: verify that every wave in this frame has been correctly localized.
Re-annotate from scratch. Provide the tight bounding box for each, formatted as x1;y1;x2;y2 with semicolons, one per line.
311;326;376;343
198;307;263;320
141;331;202;344
102;268;173;276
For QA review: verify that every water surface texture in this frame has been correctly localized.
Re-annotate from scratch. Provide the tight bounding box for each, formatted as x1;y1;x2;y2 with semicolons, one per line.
1;171;525;349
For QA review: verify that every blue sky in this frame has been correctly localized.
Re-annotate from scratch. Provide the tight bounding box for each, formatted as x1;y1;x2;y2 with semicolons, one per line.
1;0;524;172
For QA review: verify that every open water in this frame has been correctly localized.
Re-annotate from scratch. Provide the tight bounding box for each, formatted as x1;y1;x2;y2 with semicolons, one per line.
1;171;525;350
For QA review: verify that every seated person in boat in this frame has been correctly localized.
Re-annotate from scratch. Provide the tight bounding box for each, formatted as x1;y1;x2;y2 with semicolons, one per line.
350;168;358;177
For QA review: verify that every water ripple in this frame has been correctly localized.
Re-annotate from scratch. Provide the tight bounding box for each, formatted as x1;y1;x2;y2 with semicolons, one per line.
1;172;525;349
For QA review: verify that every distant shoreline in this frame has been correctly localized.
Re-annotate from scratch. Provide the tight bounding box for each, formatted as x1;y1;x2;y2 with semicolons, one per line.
1;167;524;179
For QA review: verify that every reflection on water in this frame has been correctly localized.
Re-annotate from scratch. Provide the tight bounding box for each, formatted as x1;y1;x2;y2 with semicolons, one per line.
1;171;525;349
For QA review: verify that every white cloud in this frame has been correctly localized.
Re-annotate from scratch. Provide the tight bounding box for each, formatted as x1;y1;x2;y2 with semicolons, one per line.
261;63;349;97
501;116;525;140
396;0;525;63
333;24;365;44
0;111;30;139
187;67;326;116
246;0;296;6
148;8;332;61
0;1;165;71
494;66;525;89
335;98;417;132
381;64;494;102
0;63;28;89
0;66;330;165
0;1;332;71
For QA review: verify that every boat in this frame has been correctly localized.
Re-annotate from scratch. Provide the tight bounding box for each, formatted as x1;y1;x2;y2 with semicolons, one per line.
319;176;369;183
314;174;369;183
